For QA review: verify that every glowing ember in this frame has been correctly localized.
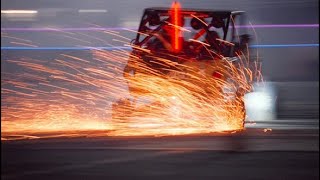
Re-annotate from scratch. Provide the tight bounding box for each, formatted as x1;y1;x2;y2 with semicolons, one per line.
263;128;272;132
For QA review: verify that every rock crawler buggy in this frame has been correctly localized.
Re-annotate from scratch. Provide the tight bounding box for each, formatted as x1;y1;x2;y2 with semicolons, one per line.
112;3;252;129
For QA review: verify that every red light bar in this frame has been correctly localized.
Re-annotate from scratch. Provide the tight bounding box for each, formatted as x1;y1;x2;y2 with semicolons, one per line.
170;1;182;53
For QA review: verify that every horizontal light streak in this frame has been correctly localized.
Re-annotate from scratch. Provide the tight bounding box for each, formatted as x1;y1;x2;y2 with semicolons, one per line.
1;24;318;31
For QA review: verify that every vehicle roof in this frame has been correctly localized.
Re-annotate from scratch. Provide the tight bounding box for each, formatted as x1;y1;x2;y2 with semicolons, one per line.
144;7;244;17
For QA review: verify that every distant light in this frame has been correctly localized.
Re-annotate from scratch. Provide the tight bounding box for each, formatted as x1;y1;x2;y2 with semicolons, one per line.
244;82;277;121
78;9;107;13
245;92;273;110
1;10;38;14
1;10;38;21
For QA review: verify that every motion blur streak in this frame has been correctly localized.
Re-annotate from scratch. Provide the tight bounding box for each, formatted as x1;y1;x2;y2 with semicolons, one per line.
1;44;319;50
1;24;318;31
1;10;38;14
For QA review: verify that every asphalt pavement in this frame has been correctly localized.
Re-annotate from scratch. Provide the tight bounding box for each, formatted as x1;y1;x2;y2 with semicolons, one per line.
2;128;319;180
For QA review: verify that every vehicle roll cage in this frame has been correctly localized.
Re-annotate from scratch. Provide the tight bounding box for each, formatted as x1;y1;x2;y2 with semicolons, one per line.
133;8;246;48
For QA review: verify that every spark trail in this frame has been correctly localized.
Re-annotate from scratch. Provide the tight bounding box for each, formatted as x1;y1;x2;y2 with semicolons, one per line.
1;20;262;140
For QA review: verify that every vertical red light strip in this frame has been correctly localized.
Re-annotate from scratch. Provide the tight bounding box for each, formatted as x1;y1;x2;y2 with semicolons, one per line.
170;1;181;53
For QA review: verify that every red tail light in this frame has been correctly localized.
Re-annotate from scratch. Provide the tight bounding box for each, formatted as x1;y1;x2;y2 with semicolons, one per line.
212;71;223;79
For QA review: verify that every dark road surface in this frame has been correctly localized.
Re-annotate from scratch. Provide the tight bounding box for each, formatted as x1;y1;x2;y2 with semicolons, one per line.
2;129;319;180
